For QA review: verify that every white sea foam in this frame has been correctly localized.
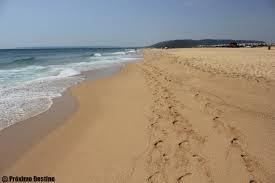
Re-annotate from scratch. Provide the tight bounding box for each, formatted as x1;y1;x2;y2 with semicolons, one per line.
94;53;102;57
0;75;83;130
125;49;137;54
0;48;141;131
57;68;81;77
112;51;126;55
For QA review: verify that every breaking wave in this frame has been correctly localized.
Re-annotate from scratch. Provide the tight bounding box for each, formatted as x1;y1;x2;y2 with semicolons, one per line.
0;48;142;131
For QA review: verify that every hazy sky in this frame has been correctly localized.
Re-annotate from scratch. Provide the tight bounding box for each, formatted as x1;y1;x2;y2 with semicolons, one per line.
0;0;274;48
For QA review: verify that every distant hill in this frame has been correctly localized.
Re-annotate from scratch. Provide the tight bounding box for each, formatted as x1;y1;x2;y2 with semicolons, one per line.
150;39;266;48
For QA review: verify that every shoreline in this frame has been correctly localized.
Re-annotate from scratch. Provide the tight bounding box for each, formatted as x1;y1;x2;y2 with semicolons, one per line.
2;60;152;182
0;64;126;173
0;47;142;132
1;48;275;182
0;90;76;172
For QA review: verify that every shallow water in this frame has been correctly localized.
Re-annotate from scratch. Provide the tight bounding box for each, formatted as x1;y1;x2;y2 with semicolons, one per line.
0;48;141;130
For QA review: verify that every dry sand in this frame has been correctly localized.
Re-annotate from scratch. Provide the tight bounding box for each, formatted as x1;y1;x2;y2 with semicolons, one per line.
2;48;275;183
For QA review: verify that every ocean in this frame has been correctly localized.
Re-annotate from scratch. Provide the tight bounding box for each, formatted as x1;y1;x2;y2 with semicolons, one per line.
0;48;141;131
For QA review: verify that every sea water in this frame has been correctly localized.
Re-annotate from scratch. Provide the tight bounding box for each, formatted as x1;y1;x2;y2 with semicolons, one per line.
0;48;141;131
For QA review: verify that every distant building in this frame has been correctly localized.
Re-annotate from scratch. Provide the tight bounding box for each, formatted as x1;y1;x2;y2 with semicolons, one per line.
229;42;238;48
196;41;267;48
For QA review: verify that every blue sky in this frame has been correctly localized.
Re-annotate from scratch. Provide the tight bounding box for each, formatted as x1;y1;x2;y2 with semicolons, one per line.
0;0;274;48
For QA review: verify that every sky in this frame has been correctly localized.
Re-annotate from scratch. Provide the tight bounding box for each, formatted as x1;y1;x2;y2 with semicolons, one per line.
0;0;274;48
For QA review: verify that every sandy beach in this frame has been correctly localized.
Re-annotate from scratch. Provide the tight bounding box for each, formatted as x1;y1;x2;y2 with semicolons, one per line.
1;48;275;183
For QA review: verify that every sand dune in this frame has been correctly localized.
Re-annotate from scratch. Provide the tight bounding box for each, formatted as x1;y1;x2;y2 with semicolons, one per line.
3;48;275;183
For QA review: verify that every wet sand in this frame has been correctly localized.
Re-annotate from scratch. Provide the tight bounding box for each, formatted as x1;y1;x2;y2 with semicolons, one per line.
1;48;275;183
0;65;121;173
0;90;76;173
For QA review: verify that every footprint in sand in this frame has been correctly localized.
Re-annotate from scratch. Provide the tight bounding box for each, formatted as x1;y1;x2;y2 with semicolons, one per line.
231;137;238;144
177;173;192;182
178;140;190;149
150;122;158;127
154;140;163;147
147;171;159;182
